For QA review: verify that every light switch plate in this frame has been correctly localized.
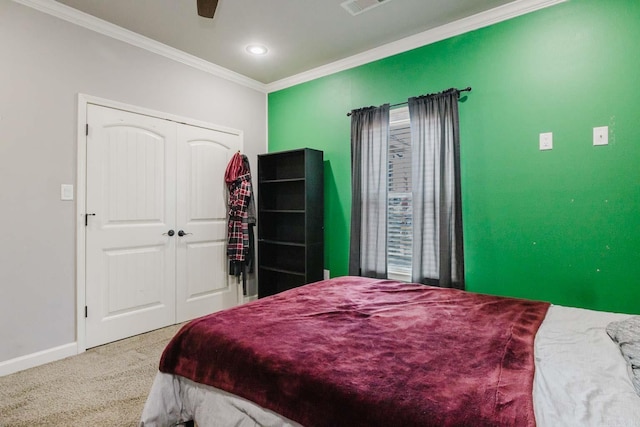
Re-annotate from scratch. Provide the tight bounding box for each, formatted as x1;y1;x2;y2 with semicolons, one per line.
539;132;553;150
593;126;608;146
61;184;74;201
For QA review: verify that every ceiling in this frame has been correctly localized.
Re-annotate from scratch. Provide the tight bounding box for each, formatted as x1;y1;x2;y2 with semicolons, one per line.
51;0;524;86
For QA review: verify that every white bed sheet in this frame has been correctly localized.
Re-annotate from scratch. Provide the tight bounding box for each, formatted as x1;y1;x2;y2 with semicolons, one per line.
140;373;303;427
533;305;640;426
141;305;640;427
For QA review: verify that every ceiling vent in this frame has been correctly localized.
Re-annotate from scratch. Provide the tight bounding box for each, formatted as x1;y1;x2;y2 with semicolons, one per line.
341;0;390;16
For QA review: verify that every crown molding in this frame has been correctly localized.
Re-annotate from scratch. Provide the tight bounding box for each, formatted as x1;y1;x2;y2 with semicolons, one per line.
11;0;268;93
12;0;566;95
265;0;566;93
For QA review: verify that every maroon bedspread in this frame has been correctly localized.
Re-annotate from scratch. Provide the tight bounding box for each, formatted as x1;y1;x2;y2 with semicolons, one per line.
159;277;550;427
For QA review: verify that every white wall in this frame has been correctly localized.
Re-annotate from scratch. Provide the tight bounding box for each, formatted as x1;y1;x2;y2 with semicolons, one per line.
0;0;266;365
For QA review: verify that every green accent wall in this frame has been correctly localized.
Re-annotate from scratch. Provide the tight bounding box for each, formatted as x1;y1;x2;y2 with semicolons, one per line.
268;0;640;314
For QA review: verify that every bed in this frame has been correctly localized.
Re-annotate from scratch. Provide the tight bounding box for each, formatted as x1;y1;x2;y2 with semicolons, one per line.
140;276;640;426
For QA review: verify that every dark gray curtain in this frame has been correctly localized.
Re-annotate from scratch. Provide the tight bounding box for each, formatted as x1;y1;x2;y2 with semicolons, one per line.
408;90;464;289
349;104;390;278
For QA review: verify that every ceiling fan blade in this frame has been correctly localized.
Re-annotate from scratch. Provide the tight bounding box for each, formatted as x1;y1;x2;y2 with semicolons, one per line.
197;0;218;18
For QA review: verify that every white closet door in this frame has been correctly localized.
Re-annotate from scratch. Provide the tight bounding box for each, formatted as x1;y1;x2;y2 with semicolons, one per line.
175;124;241;322
85;105;177;348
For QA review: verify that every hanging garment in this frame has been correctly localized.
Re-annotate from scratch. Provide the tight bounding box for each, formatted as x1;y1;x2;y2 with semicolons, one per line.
225;152;255;293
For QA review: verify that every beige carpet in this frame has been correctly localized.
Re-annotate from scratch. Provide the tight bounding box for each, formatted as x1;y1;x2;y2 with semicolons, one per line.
0;324;183;426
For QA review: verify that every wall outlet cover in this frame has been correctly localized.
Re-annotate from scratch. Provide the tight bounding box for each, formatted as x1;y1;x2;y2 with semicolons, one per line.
593;126;608;146
539;132;553;150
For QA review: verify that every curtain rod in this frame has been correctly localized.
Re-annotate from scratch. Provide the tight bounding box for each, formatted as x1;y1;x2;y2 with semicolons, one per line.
347;86;472;117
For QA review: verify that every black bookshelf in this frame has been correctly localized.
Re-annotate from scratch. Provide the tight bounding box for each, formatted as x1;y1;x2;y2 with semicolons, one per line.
257;148;324;298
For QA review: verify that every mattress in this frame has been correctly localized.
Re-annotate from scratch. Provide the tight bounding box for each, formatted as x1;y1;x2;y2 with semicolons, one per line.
141;304;640;427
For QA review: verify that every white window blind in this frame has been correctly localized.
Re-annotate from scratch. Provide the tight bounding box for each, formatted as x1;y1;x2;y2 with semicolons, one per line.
388;106;412;280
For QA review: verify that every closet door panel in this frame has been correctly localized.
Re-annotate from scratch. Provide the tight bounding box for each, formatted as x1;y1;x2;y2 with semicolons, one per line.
85;104;176;348
176;124;242;322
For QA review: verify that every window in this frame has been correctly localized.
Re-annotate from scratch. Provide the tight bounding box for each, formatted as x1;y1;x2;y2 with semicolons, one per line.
387;107;412;281
350;92;463;288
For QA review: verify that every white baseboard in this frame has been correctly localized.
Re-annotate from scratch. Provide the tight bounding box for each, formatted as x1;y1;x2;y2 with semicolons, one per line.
0;342;78;377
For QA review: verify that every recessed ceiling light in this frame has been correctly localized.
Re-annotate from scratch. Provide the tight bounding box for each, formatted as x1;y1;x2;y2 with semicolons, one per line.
246;44;268;55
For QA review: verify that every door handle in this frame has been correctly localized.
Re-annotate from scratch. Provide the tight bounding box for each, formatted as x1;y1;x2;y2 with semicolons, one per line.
162;229;175;236
178;230;192;237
